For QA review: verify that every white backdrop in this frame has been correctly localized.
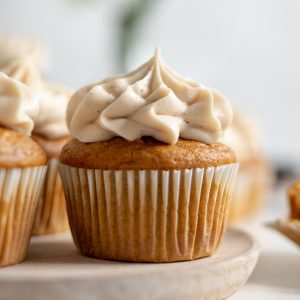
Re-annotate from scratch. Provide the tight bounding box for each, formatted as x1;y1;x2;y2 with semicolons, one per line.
0;0;299;159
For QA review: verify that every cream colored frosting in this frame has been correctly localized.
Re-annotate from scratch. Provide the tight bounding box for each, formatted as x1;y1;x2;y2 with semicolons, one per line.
67;50;233;144
34;83;71;138
0;33;48;71
1;58;71;139
222;110;263;161
1;57;42;90
0;72;39;135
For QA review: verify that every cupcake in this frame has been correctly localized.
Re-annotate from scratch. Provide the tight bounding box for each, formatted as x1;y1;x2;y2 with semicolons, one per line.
268;181;300;246
222;111;272;222
60;50;238;262
0;72;47;267
288;181;300;220
1;58;72;235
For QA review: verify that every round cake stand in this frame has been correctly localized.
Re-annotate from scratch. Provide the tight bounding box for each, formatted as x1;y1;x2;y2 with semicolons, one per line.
0;228;259;300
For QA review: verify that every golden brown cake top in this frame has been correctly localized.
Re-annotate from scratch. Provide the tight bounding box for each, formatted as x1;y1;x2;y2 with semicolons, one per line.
0;127;47;168
288;181;300;220
32;134;70;159
60;137;236;170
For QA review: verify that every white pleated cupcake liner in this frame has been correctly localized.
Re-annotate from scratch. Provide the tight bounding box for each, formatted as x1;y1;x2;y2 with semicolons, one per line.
60;163;238;262
33;158;69;235
0;166;47;267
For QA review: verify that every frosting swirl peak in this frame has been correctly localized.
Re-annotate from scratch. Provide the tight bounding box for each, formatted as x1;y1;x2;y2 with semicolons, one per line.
67;50;232;144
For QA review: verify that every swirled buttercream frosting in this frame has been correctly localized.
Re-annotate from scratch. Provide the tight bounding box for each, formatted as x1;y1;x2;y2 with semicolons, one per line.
0;72;39;135
1;58;71;139
67;50;233;144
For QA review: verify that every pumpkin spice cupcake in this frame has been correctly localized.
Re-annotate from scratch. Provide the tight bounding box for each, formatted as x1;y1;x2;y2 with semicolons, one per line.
60;50;238;262
1;57;72;235
0;72;47;267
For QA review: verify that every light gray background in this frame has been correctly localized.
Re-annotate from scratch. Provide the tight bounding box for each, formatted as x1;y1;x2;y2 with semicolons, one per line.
1;0;299;159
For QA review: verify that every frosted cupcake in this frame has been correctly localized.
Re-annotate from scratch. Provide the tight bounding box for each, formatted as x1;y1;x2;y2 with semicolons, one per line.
0;72;47;267
60;50;238;262
1;58;72;235
222;111;271;222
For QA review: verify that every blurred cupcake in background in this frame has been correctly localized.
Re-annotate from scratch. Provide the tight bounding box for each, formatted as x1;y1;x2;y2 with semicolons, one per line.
267;181;300;246
222;110;272;223
1;57;72;235
280;181;300;245
0;32;49;72
288;181;300;221
60;50;238;262
0;72;47;267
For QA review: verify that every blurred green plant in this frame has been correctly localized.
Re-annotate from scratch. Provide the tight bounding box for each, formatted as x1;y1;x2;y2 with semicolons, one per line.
67;0;156;72
119;0;156;72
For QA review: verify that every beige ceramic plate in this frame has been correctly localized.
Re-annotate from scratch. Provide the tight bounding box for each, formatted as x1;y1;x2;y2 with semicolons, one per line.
267;219;300;247
0;228;259;300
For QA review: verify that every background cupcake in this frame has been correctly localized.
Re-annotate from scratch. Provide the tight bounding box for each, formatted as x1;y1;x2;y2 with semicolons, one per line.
0;72;47;267
60;50;238;262
288;181;300;220
268;181;300;247
1;57;72;235
222;111;272;222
